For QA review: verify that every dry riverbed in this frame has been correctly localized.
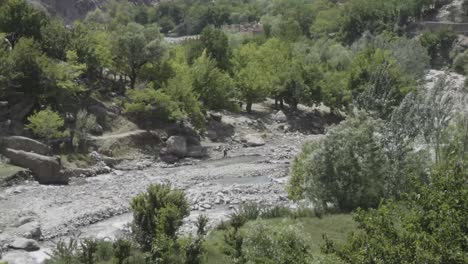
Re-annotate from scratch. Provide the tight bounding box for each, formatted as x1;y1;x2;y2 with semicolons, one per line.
0;105;323;263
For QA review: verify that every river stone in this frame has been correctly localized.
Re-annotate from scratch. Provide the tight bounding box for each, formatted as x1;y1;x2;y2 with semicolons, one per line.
15;222;41;240
3;148;68;185
242;134;266;147
10;238;39;251
201;203;212;209
1;136;50;155
210;112;222;122
166;136;187;157
273;110;287;122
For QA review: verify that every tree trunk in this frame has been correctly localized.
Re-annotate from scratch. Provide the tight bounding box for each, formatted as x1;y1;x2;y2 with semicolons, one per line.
291;99;297;111
246;101;253;114
280;98;284;109
130;74;136;89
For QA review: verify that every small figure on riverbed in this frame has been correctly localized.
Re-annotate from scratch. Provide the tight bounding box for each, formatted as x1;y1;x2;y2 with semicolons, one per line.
223;145;230;158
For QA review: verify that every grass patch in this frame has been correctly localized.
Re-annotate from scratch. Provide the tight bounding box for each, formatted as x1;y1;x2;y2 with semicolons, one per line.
202;214;355;264
61;153;92;168
0;163;28;186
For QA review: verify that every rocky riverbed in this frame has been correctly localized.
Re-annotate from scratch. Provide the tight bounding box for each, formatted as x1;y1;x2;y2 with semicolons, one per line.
0;104;324;264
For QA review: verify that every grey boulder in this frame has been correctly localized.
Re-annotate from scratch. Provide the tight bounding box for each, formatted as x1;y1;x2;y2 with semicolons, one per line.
273;110;287;122
9;238;40;251
3;148;68;185
1;136;50;155
15;222;41;240
242;134;266;147
166;136;187;157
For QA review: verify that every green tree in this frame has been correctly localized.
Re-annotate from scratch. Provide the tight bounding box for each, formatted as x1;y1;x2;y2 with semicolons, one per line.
191;50;236;110
232;43;273;113
0;38;48;97
113;23;166;89
188;26;231;70
26;107;68;141
324;160;468;264
39;18;70;60
131;183;189;251
0;0;47;48
348;48;415;119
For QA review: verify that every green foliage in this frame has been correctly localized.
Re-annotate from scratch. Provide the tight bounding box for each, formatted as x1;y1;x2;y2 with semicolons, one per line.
295;112;391;212
40;18;70;60
0;0;48;47
288;141;321;201
232;42;273;113
198;26;231;70
242;221;313;264
348;48;415;119
125;61;204;129
45;238;142;264
113;22;166;89
324;161;468;264
0;37;48;97
339;0;433;44
73;109;97;152
191;51;236;110
420;28;457;67
26;107;68;140
130;183;189;251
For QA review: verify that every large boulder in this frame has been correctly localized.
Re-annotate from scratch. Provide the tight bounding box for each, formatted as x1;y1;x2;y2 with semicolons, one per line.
15;222;41;240
242;134;266;147
166;136;187;158
9;238;40;251
2;136;50;155
3;149;68;185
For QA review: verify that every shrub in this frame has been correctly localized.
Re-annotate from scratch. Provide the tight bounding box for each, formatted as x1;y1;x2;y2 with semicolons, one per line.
242;221;313;264
324;160;468;264
130;183;189;251
73;109;97;152
292;112;391;212
26;107;68;141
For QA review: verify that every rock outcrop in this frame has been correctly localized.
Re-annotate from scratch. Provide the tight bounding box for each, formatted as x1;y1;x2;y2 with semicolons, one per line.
1;136;50;155
3;148;68;185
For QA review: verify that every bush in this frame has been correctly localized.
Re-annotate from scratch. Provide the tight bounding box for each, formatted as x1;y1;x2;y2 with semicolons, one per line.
73;109;97;152
292;112;391;212
130;183;189;251
324;160;468;264
26;107;69;141
242;221;313;264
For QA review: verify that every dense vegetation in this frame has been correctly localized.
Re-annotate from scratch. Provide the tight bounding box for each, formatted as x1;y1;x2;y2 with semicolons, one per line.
0;0;453;136
1;0;468;263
